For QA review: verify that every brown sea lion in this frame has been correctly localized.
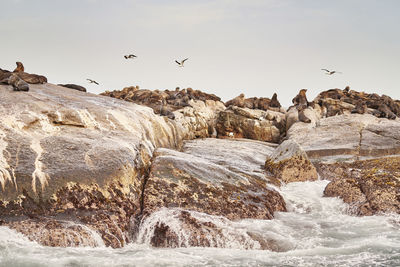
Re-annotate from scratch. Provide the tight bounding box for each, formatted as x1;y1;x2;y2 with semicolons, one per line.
13;62;24;73
292;89;309;109
351;100;367;114
8;73;29;91
270;93;281;108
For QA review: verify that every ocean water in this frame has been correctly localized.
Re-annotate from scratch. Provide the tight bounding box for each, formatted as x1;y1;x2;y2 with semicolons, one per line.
1;180;400;267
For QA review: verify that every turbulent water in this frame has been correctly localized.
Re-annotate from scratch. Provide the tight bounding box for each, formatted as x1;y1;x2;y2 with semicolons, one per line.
1;180;400;267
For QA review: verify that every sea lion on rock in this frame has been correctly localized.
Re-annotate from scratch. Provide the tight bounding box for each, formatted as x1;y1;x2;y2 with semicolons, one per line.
13;62;24;73
269;93;281;108
378;104;396;120
8;73;29;91
351;100;367;114
58;84;87;92
298;109;311;123
225;93;245;108
292;89;309;109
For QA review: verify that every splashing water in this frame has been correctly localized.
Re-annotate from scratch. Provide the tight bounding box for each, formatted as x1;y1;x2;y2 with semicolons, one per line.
1;180;400;267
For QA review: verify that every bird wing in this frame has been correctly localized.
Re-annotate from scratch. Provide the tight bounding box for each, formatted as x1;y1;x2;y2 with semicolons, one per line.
182;58;188;63
130;54;137;57
124;55;128;59
321;69;330;72
175;60;181;65
94;81;99;85
87;79;92;82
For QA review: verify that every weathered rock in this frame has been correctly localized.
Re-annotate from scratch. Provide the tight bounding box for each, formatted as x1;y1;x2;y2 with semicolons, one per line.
143;139;285;220
58;84;87;92
323;157;400;216
140;138;286;248
216;106;285;142
265;140;318;183
0;82;229;247
287;114;400;160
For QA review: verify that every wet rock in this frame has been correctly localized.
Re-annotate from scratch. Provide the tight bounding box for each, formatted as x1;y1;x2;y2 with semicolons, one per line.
265;140;318;183
137;208;288;251
58;84;87;92
142;138;286;221
215;106;285;142
323;156;400;216
140;138;286;248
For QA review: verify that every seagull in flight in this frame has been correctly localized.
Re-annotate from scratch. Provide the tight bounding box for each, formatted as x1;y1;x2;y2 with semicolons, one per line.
175;58;188;67
321;69;342;75
124;54;137;59
87;79;99;85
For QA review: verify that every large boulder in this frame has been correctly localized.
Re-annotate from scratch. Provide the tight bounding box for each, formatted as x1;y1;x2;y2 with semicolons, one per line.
216;106;285;142
140;138;287;248
265;140;318;183
0;83;226;248
323;157;400;216
287;114;400;160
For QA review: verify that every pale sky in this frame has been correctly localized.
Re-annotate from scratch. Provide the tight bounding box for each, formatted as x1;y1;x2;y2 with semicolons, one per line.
1;0;399;106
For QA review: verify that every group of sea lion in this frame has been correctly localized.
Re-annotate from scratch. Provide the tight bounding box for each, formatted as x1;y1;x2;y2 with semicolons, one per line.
101;86;221;118
0;62;47;91
290;86;400;120
224;93;282;111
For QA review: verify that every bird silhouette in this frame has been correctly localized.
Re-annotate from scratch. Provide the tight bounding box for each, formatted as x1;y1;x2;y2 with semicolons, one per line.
124;54;137;59
175;58;188;67
321;69;342;75
87;79;99;85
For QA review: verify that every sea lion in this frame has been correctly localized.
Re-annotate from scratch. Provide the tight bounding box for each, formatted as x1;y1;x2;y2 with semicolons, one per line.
13;62;24;73
58;84;87;92
292;89;309;109
8;73;29;91
351;100;367;114
269;93;281;108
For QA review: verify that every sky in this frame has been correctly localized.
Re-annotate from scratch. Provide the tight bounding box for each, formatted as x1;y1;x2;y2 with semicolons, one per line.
1;0;400;107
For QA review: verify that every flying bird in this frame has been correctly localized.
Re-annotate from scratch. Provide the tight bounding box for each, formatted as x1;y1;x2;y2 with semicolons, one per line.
87;79;99;85
321;69;342;75
124;54;137;59
175;58;188;67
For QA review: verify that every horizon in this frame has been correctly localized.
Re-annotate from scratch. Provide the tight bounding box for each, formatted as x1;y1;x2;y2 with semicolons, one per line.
1;0;399;106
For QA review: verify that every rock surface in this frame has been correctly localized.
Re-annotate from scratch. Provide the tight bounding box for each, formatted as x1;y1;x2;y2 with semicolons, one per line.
322;156;400;216
216;106;285;142
140;138;286;248
265;140;318;183
287;114;400;160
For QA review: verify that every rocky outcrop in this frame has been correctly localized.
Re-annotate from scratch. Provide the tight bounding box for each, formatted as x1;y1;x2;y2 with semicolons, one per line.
140;138;286;248
215;105;285;142
265;140;318;183
0;82;224;247
287;114;400;160
322;156;400;216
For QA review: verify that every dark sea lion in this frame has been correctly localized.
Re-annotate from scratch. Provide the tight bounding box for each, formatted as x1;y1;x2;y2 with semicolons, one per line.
270;93;281;108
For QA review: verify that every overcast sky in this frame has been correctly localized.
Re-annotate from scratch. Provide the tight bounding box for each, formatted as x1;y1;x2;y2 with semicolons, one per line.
1;0;399;106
